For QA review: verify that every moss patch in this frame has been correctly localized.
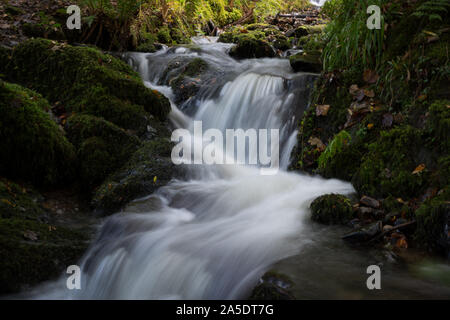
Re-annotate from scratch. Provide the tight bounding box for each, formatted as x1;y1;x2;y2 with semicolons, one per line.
6;39;170;132
310;194;354;225
0;81;76;187
65;114;141;190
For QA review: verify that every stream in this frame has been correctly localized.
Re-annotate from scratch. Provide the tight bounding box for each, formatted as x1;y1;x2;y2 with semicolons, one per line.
28;37;450;299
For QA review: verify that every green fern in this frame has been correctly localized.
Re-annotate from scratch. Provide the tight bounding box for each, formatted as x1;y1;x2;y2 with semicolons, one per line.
318;130;352;171
411;0;450;23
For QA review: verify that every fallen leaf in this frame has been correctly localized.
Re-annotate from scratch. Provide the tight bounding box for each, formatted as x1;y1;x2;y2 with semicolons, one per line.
308;137;325;151
367;123;374;129
153;176;157;183
412;163;426;174
363;69;379;84
364;89;375;98
316;104;330;116
23;230;38;241
349;84;359;95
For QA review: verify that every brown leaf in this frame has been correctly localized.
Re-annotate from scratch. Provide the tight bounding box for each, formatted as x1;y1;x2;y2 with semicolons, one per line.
349;84;359;95
363;69;379;84
23;230;38;241
412;163;426;175
364;89;375;98
308;137;325;151
315;104;330;116
367;123;374;130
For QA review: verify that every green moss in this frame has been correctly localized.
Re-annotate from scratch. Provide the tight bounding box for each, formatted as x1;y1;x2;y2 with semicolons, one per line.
289;52;321;73
310;194;354;225
352;125;427;198
91;137;179;215
135;42;157;53
0;217;88;294
414;189;449;256
6;39;170;128
65;114;141;190
0;81;76;187
157;26;172;44
317;130;363;180
229;33;275;59
426;100;450;153
0;178;45;220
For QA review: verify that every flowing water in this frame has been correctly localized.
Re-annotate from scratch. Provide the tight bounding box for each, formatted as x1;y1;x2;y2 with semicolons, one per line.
27;38;450;299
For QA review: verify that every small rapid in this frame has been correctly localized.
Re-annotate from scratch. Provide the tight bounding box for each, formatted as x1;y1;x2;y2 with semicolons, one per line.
30;38;356;299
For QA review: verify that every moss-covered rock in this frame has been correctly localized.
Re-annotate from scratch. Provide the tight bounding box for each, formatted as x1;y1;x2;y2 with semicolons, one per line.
294;24;326;38
6;39;170;133
0;216;88;294
0;81;76;187
289;52;322;73
310;194;354;225
135;41;157;53
248;270;295;300
317;130;363;181
91;137;182;215
414;189;450;257
0;177;89;294
352;126;427;198
0;178;45;220
229;33;276;59
65;114;141;189
169;58;210;103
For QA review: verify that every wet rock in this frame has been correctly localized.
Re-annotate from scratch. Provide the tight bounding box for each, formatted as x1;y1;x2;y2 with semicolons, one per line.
0;81;76;187
342;221;383;243
360;195;381;209
248;271;295;300
91;138;184;215
230;36;276;59
289;52;321;73
310;194;354;225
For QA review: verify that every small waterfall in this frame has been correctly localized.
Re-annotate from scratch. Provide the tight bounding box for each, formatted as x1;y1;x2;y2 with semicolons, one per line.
31;40;354;299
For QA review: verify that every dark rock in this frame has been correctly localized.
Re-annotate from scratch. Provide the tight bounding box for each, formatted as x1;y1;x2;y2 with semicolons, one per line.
248;271;295;300
342;221;383;243
360;195;381;209
289;52;321;73
91;138;183;215
310;194;354;225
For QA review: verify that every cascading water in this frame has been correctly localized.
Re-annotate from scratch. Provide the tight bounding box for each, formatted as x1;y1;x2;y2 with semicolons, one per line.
29;38;357;299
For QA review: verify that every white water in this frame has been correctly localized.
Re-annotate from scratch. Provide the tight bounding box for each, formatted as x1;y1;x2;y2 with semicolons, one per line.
31;41;354;299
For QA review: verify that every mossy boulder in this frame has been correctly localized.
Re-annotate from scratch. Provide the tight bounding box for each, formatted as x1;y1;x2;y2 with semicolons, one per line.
0;178;45;220
352;126;427;198
91;137;182;215
65;114;141;189
169;58;210;104
230;35;275;59
0;177;89;294
289;52;322;73
294;25;326;38
414;190;450;257
5;39;170;133
310;194;354;225
0;81;76;187
135;41;157;53
0;216;88;294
